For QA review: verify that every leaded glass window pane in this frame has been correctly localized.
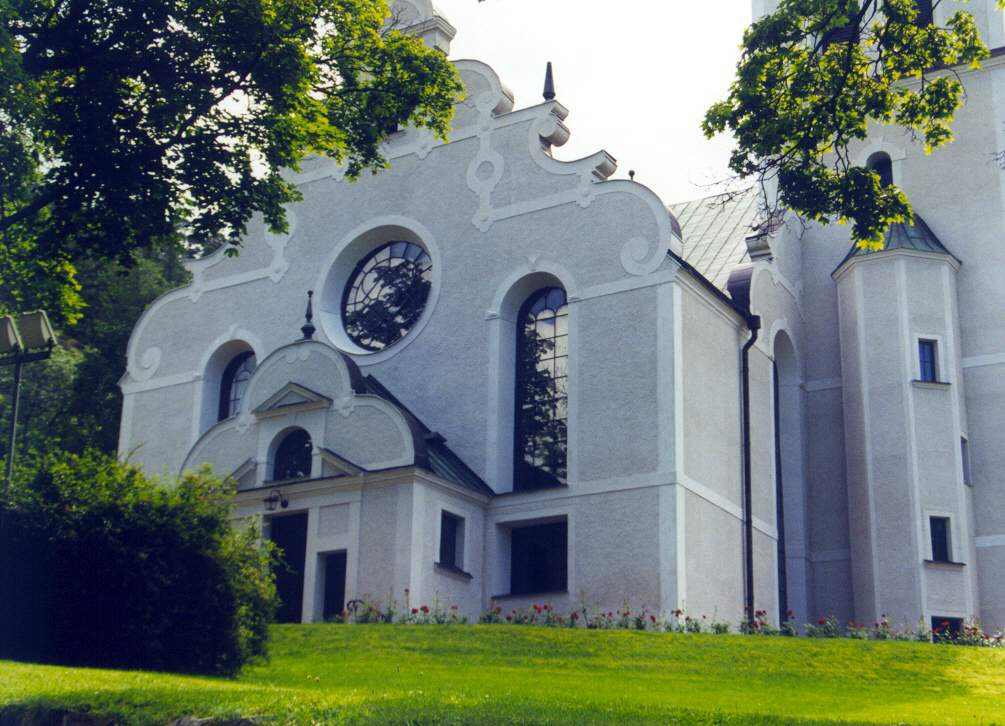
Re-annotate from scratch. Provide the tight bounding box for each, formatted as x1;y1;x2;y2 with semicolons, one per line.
218;351;256;421
342;241;432;351
514;286;569;490
274;429;313;481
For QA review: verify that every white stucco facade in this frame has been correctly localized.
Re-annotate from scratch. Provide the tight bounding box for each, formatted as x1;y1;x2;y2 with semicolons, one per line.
120;0;1005;631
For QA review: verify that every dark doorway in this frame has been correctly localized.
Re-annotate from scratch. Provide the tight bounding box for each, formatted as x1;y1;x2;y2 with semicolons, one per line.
322;551;347;621
510;520;567;595
269;512;308;623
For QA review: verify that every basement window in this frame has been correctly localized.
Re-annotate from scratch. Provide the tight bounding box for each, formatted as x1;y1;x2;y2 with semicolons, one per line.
509;520;567;596
931;616;963;640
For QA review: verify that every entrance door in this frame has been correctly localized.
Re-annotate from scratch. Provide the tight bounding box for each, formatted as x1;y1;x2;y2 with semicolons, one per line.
269;512;308;623
322;551;347;621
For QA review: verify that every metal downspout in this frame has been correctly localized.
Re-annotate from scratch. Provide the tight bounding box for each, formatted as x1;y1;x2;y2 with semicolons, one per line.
741;315;761;625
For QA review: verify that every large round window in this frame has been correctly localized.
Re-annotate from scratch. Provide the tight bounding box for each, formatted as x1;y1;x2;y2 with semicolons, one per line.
341;241;433;351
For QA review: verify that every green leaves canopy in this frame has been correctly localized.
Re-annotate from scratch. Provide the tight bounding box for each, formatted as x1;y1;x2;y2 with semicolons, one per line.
703;0;1000;246
1;0;462;321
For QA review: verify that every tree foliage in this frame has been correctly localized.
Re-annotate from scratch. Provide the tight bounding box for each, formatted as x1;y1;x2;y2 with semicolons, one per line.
0;451;278;675
0;250;189;457
704;0;1002;246
1;0;462;320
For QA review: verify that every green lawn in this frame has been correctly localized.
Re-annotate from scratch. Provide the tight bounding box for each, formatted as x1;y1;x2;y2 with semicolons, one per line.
2;625;1004;725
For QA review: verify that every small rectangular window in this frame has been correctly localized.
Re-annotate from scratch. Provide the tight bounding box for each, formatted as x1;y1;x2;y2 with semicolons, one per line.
510;520;568;595
930;516;951;562
918;340;938;382
961;437;973;486
438;512;463;569
931;616;963;639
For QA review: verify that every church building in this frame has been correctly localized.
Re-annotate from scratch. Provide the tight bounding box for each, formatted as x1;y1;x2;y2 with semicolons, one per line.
120;0;1005;632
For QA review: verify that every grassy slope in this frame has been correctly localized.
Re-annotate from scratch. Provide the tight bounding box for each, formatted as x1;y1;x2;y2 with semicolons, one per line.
2;625;1004;725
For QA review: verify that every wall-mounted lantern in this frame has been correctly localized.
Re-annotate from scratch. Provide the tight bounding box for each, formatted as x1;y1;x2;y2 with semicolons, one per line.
263;489;289;512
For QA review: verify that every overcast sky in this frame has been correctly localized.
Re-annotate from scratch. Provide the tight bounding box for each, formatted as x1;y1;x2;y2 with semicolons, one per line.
436;0;752;205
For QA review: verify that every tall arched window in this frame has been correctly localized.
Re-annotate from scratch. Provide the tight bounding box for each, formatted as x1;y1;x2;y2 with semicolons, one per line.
867;152;893;188
273;429;313;481
218;351;256;421
513;287;568;490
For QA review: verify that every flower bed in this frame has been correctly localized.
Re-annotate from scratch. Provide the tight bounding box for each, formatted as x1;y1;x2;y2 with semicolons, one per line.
330;595;1005;648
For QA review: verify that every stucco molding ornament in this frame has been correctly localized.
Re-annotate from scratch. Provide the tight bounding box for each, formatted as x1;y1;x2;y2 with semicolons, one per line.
122;212;296;387
185;209;297;301
182;338;416;478
454;60;680;275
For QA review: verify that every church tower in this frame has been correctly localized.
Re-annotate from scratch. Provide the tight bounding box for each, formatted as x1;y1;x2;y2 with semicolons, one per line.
832;221;978;628
750;0;1005;630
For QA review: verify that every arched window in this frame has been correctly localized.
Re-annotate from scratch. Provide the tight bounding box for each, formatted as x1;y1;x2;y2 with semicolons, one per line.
218;351;256;421
867;152;893;188
273;429;313;481
513;287;568;491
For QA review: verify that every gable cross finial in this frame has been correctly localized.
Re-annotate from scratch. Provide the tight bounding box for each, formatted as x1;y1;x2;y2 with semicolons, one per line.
543;61;555;101
301;290;316;340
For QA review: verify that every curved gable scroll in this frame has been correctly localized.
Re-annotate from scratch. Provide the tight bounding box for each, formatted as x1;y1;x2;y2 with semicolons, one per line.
181;340;416;482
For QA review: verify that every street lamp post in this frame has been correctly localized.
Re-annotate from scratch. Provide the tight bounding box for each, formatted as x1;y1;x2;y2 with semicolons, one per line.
1;311;57;493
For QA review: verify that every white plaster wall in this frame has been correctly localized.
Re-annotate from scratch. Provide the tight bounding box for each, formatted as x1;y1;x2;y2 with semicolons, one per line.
411;480;486;620
485;486;663;615
232;477;364;623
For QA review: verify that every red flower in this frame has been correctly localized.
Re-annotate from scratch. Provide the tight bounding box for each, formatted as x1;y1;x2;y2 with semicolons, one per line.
411;608;419;615
650;615;657;623
493;606;501;614
533;604;543;613
505;615;512;622
571;612;579;620
420;605;429;614
817;618;827;625
786;609;794;618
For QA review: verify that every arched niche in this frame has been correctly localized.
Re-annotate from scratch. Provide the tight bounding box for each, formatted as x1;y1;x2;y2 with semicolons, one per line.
772;330;810;626
200;340;257;435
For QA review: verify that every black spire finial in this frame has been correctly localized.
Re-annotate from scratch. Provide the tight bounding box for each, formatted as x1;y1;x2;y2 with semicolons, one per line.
543;62;555;101
301;290;316;340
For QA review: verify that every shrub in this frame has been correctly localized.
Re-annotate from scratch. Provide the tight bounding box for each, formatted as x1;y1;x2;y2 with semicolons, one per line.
806;616;841;638
0;451;277;675
741;609;778;636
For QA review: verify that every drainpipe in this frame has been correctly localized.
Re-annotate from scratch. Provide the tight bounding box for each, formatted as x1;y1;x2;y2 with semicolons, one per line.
741;315;761;627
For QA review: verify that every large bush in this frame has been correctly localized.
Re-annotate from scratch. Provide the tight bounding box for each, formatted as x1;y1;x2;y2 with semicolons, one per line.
0;452;277;675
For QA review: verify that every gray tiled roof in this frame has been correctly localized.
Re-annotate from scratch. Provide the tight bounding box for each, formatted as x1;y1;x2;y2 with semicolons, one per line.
669;187;760;290
361;373;495;496
836;214;960;271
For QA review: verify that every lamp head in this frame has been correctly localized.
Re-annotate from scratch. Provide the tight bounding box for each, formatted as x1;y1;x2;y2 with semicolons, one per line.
17;311;56;350
263;489;289;512
0;316;22;356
